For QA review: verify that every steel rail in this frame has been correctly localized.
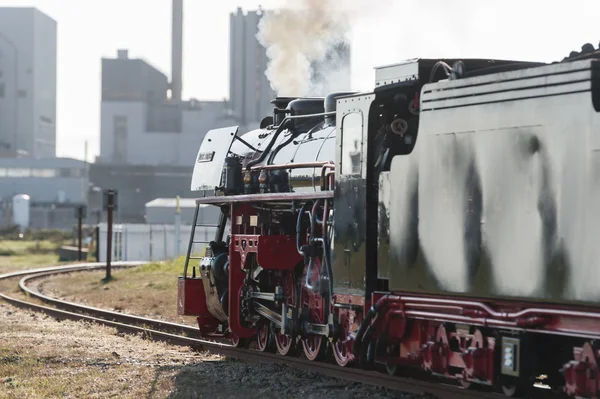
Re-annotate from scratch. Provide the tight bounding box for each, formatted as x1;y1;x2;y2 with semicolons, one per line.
0;263;525;399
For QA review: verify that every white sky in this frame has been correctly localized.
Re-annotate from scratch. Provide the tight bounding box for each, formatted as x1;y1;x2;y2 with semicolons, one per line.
0;0;598;161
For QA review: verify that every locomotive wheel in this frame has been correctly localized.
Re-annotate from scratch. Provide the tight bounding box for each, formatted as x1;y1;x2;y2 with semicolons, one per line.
275;270;296;356
332;339;354;366
256;324;273;352
275;333;296;355
385;343;401;376
230;334;250;348
499;379;525;397
385;363;398;376
332;308;356;367
301;258;327;361
302;334;326;361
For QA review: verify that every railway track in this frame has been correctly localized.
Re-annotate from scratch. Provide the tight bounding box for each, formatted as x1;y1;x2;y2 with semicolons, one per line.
0;263;540;399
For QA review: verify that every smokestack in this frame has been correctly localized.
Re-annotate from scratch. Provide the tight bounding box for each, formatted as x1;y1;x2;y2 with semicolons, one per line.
171;0;183;102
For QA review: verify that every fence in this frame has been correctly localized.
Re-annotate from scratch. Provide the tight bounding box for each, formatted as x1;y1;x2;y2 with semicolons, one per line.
97;223;217;262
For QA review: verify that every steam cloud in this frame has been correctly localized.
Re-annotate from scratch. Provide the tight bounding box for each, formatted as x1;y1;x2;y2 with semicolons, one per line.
256;0;353;96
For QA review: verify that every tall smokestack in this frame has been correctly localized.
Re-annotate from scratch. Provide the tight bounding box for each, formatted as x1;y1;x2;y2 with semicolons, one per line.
171;0;183;102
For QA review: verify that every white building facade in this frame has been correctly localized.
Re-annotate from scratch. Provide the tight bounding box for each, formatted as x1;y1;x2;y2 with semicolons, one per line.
98;50;236;167
0;7;57;159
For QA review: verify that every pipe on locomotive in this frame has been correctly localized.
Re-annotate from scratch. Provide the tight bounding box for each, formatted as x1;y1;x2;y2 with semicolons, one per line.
246;111;336;171
295;198;334;300
267;121;325;165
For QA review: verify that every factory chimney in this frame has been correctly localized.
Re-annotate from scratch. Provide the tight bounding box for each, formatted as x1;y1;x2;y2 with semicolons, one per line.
171;0;183;102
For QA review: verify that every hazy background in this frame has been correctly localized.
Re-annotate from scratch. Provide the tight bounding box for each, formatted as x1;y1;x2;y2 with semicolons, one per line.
0;0;597;161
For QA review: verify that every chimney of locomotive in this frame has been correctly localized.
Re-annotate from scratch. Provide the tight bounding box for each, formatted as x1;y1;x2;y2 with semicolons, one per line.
171;0;183;102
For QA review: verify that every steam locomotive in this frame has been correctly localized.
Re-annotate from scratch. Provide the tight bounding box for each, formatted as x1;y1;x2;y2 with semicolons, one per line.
178;43;600;397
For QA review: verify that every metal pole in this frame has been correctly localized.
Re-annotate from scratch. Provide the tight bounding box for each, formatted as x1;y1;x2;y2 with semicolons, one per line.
77;205;83;261
95;225;100;262
106;191;114;279
174;195;181;258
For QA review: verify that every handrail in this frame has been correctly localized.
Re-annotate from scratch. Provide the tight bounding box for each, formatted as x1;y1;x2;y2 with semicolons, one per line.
320;163;335;190
250;161;332;171
270;111;336;129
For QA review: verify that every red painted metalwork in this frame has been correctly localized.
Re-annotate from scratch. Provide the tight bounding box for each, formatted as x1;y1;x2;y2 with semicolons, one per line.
332;307;360;367
369;293;600;338
333;293;365;307
227;204;260;339
459;329;495;384
177;278;226;338
331;293;364;367
419;324;450;375
561;342;600;397
177;277;205;316
258;236;303;270
232;234;304;270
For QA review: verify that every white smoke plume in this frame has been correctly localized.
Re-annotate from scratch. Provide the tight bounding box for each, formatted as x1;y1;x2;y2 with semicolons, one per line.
256;0;355;96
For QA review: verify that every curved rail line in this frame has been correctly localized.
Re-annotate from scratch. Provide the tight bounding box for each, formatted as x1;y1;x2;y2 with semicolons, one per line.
1;263;523;399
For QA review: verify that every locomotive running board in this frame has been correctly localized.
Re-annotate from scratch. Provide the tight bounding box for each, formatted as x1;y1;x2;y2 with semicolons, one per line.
195;191;333;205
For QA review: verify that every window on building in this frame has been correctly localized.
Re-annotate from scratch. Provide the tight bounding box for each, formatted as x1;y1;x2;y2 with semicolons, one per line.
59;168;82;178
7;168;31;177
114;115;128;163
31;168;56;177
0;82;4;98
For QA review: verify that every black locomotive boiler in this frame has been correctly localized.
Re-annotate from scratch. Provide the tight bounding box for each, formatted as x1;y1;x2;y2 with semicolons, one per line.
178;43;600;397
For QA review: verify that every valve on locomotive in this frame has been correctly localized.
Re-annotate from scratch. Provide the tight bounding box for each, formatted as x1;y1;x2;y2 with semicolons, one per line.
242;167;291;194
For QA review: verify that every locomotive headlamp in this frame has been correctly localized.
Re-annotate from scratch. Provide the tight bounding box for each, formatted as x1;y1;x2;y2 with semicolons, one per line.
243;170;253;194
259;170;269;193
258;170;268;184
243;171;252;184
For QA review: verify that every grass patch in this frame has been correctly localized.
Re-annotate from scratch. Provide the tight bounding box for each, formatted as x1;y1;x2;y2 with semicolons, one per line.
0;306;204;399
39;256;196;326
0;240;70;274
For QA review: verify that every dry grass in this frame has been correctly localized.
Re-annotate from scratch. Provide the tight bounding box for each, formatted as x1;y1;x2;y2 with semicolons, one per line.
0;303;406;399
0;240;67;274
0;246;413;398
38;257;196;326
0;302;221;399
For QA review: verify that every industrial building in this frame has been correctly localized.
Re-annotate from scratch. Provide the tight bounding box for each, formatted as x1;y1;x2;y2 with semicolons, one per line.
89;3;353;224
144;198;219;225
228;8;352;124
0;7;57;159
0;156;87;230
87;163;196;223
89;0;237;223
229;7;275;131
98;49;235;167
